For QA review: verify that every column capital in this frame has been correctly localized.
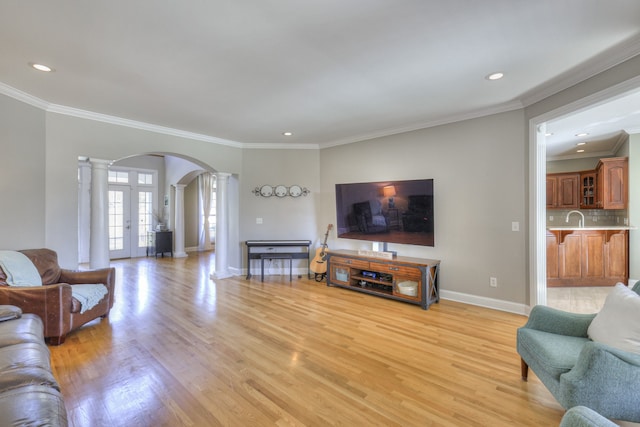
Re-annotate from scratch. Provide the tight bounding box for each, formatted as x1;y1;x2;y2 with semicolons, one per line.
215;172;232;180
174;183;187;189
89;158;111;167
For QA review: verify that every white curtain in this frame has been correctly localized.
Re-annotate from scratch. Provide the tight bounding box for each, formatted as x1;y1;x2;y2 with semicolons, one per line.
198;173;213;251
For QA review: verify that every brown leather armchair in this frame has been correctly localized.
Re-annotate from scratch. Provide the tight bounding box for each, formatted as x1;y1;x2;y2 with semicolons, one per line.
0;249;115;345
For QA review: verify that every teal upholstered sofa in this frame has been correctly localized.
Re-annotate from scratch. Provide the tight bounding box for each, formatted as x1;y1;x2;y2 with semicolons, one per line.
559;406;618;427
516;282;640;423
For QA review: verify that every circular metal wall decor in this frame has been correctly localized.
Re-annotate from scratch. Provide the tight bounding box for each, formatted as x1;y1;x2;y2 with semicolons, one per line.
252;185;309;198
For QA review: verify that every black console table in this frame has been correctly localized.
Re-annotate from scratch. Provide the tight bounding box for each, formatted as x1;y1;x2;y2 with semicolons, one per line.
147;231;173;258
246;240;311;280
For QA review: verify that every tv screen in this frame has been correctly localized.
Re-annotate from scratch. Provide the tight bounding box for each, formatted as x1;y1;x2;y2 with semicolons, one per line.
335;179;434;247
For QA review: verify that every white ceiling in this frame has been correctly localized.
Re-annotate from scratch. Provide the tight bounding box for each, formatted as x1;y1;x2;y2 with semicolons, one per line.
1;1;640;151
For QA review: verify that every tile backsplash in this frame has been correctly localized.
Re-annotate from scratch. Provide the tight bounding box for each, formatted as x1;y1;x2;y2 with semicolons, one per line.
547;209;628;227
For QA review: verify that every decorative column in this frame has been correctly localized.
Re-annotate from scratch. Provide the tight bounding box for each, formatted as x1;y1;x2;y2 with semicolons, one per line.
212;172;231;279
78;159;92;264
173;184;188;258
89;158;111;269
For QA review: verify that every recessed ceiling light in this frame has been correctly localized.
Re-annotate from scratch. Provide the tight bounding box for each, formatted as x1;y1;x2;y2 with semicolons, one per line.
282;132;293;136
575;132;589;137
577;149;585;153
576;142;586;146
30;63;53;72
486;72;504;81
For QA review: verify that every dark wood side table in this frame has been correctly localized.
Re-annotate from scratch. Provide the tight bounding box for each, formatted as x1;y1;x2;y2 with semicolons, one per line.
147;231;173;258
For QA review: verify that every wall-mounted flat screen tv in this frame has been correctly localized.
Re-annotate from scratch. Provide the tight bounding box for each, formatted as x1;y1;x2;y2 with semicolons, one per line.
335;179;434;247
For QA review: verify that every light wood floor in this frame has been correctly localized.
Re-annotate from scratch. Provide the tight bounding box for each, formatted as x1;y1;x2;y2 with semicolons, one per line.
49;252;565;426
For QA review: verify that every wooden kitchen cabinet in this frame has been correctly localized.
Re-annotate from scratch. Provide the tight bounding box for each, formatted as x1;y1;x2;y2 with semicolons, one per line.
548;157;627;210
546;231;559;280
605;230;628;281
579;171;598;209
596;157;628;209
546;173;579;209
547;229;628;287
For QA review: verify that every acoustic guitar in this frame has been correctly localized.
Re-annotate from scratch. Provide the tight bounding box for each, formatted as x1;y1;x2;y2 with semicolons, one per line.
310;224;333;279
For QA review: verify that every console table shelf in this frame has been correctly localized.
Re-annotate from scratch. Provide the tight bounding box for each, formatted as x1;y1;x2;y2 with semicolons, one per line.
326;250;440;310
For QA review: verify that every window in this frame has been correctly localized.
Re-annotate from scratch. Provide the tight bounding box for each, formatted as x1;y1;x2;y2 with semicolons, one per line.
138;191;153;248
208;177;217;241
138;173;153;185
108;191;125;250
108;171;129;183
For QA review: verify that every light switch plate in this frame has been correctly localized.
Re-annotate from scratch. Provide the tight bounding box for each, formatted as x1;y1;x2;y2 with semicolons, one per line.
512;221;519;231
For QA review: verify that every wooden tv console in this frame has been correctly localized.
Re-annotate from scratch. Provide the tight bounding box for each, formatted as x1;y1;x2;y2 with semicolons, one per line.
326;250;440;310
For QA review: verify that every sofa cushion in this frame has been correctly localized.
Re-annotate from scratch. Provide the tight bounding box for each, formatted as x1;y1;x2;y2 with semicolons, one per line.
588;283;640;355
0;305;22;322
0;314;44;347
0;250;42;287
518;328;590;381
0;342;52;372
0;385;68;426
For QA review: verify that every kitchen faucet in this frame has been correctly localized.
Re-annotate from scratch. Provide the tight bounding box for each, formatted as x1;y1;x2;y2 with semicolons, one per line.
566;210;585;228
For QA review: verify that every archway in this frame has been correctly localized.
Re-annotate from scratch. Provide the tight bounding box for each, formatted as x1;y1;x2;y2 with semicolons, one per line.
78;152;221;264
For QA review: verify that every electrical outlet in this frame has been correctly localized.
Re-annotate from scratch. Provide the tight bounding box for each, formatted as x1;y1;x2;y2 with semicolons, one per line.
512;221;519;232
549;215;554;221
490;277;498;287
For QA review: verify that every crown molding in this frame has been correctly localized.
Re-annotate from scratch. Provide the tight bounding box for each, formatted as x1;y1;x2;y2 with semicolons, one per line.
520;35;640;107
613;131;630;153
625;125;640;134
547;149;615;162
242;142;319;150
46;103;243;148
0;82;248;148
0;82;50;110
319;100;524;149
0;82;323;150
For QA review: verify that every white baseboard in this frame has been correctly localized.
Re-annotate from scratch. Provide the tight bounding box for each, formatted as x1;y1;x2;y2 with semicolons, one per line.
439;290;528;316
243;267;308;278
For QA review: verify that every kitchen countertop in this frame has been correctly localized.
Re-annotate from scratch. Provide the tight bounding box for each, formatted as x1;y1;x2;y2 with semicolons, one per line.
547;226;636;231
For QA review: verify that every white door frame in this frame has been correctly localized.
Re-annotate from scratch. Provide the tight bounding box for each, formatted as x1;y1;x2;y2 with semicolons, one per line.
528;76;640;311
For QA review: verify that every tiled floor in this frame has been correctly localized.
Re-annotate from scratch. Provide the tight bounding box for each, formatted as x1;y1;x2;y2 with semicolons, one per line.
546;286;612;314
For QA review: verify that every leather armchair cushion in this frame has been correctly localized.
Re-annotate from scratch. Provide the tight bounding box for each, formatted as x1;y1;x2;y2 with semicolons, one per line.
18;249;62;285
0;248;61;286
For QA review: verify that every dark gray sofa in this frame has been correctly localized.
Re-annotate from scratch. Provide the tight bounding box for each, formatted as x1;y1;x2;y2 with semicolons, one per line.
0;305;68;426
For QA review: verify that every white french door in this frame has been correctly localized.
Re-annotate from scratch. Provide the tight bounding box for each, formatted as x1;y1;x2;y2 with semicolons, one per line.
78;164;158;261
108;185;132;259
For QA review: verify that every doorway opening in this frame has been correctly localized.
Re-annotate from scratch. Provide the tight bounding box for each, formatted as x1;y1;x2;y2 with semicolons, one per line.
530;78;640;312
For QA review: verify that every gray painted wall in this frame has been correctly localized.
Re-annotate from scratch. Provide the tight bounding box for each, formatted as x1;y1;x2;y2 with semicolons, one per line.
321;110;527;304
240;148;321;275
0;95;46;249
